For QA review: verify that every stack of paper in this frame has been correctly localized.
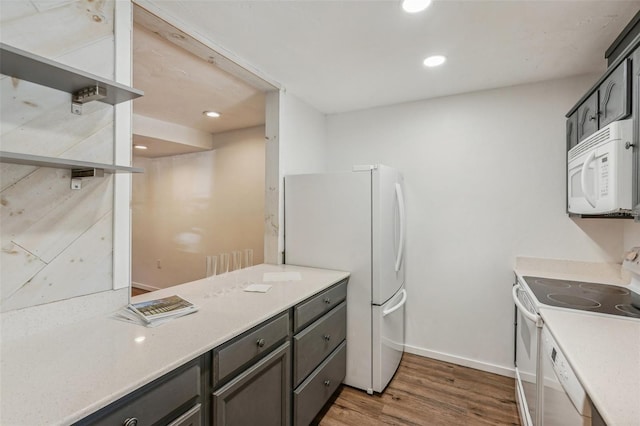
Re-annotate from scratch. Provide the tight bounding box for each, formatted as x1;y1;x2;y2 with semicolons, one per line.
116;295;198;327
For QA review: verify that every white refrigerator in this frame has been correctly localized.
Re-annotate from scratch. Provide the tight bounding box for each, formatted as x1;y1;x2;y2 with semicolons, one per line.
284;164;407;394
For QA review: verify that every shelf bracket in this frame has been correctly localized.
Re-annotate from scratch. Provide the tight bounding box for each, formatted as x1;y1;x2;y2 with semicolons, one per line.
70;168;105;190
71;168;105;178
71;85;107;115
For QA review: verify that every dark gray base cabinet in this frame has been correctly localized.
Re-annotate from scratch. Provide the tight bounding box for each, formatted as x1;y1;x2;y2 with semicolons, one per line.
74;356;206;426
291;280;348;426
293;342;346;426
213;342;291;426
76;279;348;426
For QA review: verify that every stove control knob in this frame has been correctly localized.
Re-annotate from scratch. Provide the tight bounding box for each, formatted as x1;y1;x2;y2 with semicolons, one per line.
625;250;638;261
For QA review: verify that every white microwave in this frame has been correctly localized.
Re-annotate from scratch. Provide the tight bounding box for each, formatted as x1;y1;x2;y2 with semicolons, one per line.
567;119;633;215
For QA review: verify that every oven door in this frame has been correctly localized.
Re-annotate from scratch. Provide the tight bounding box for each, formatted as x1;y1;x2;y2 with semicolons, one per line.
513;283;542;426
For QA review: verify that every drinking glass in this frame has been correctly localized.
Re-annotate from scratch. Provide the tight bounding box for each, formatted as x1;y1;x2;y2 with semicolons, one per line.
206;255;218;277
219;253;230;274
244;249;254;268
232;250;242;271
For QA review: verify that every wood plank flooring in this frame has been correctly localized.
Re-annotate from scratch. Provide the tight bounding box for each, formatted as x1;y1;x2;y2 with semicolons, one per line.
131;287;149;297
315;353;520;426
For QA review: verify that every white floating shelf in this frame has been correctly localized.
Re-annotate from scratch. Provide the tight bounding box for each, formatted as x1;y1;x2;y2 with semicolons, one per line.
0;151;143;174
0;43;143;105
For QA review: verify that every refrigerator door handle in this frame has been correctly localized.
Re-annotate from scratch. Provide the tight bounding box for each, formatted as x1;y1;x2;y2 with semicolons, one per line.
394;183;406;272
383;289;407;317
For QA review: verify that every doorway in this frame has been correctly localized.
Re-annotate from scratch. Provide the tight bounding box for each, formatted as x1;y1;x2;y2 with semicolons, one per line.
130;5;277;292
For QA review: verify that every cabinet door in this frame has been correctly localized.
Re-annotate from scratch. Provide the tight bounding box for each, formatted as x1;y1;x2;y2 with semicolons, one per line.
566;112;578;151
633;47;640;210
213;342;290;426
599;58;631;128
577;91;599;142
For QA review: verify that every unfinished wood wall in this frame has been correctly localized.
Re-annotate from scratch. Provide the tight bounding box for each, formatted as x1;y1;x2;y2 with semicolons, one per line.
0;0;117;312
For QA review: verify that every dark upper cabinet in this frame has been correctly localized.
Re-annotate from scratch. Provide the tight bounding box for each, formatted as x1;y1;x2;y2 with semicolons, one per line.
599;58;632;129
577;91;599;142
574;58;632;144
566;112;578;151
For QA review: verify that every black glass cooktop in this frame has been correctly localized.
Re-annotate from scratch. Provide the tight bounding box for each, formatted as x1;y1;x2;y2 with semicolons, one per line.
523;276;640;319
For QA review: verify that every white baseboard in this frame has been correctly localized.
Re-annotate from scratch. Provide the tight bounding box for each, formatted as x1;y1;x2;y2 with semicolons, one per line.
404;344;515;378
131;282;161;292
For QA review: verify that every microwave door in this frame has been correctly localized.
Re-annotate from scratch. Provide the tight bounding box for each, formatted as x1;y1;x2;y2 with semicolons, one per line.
580;151;598;208
568;151;601;214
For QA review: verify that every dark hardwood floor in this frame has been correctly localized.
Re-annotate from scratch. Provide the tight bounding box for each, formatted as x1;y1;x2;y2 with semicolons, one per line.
131;287;149;297
129;283;520;425
315;353;520;426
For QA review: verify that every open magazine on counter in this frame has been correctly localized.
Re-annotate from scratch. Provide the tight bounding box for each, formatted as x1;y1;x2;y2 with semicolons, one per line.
115;295;199;327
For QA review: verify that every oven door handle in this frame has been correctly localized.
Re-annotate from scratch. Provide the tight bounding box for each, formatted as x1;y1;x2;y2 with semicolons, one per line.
512;284;542;327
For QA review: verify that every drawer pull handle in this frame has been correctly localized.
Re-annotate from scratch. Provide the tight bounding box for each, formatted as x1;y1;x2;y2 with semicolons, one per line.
324;380;331;387
123;418;138;426
257;338;266;347
324;297;331;304
323;334;331;342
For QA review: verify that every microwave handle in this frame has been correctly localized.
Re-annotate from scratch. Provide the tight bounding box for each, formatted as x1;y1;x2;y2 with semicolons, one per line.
580;150;597;208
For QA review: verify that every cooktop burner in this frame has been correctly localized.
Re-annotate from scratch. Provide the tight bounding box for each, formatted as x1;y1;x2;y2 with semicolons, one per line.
523;276;640;319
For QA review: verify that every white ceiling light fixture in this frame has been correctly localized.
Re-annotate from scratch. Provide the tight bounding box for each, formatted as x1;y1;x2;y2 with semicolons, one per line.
402;0;432;14
423;55;446;67
133;144;148;150
203;111;221;118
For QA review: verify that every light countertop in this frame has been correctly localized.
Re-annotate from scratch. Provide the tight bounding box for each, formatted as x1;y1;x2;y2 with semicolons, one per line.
539;308;640;426
514;257;639;426
0;264;349;426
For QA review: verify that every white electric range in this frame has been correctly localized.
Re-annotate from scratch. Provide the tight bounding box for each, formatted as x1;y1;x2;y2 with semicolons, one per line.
512;247;640;426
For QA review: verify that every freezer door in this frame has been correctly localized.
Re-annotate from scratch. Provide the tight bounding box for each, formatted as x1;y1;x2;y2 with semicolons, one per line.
372;285;406;393
285;171;374;394
371;165;406;305
284;172;371;274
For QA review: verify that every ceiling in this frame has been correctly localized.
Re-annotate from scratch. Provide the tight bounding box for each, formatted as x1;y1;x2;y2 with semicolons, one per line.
132;1;640;157
140;0;640;115
131;20;268;157
132;23;266;134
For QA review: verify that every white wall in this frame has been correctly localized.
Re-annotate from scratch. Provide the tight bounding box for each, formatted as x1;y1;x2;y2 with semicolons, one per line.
264;90;327;264
0;1;131;317
132;126;265;289
624;221;640;250
326;74;629;374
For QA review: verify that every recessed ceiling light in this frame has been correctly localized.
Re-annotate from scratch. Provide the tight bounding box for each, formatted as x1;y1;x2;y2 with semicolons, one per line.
203;111;221;118
423;55;446;67
402;0;431;13
133;144;148;150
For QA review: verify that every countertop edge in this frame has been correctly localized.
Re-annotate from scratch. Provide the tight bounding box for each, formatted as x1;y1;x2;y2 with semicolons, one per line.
1;264;350;425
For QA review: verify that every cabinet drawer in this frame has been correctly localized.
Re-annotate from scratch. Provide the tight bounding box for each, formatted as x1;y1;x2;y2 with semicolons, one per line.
214;311;289;387
294;341;346;426
294;279;347;333
82;362;201;426
293;302;346;387
168;404;202;426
